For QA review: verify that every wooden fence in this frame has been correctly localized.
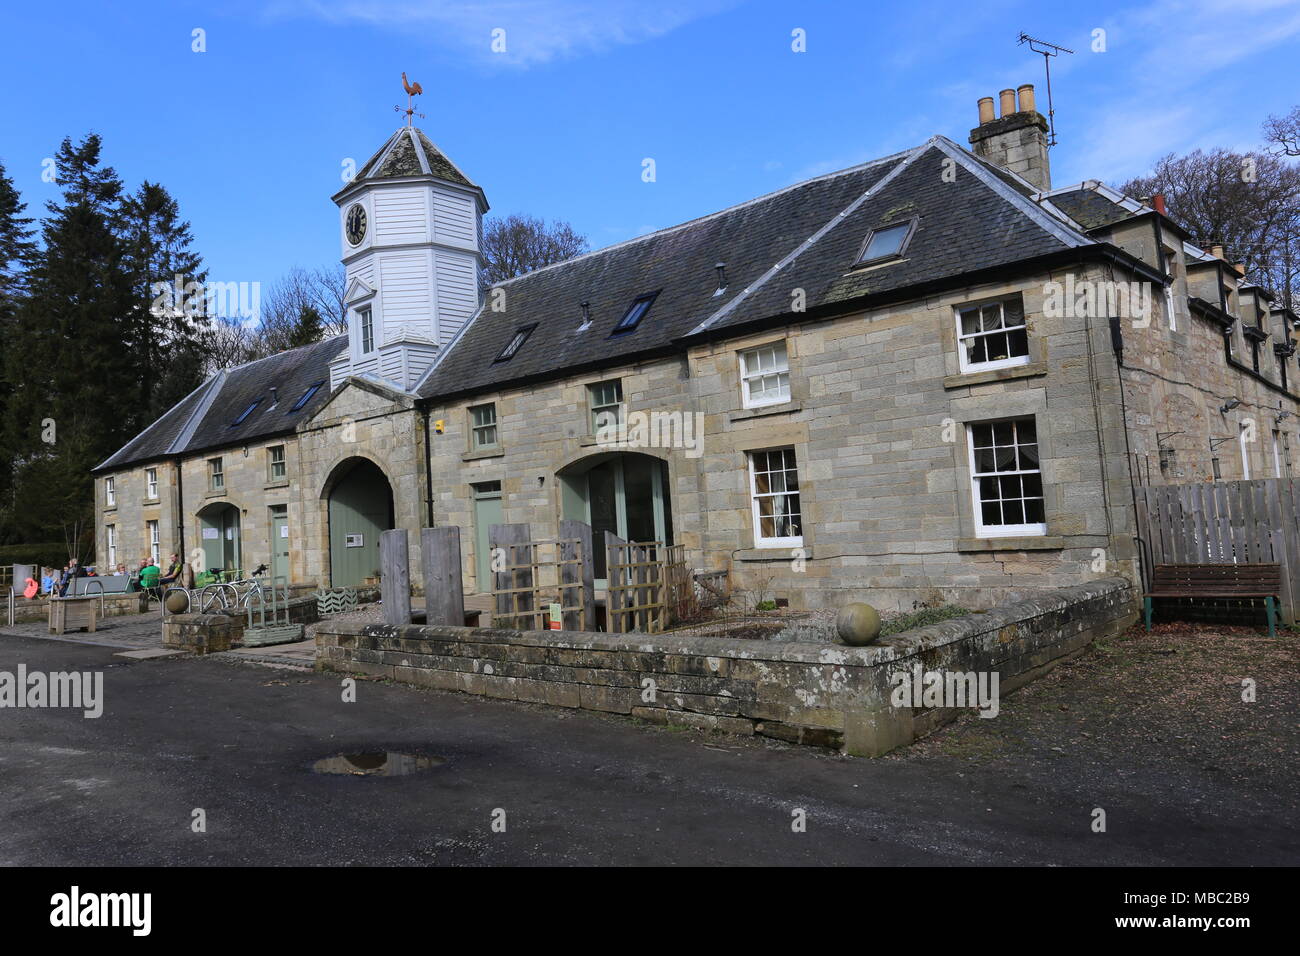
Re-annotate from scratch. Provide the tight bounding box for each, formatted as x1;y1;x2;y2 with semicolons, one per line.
1135;478;1300;624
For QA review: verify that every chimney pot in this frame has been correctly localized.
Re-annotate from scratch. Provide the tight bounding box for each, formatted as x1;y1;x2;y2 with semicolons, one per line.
1016;84;1036;113
977;96;995;124
999;88;1016;117
1152;193;1167;216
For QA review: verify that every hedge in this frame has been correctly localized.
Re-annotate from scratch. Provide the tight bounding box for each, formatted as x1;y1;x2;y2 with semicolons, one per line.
0;542;79;570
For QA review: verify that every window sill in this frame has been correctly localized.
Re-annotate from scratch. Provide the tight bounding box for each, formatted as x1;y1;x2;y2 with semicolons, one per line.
729;401;802;423
103;506;117;514
203;490;227;501
264;480;290;491
957;535;1063;552
735;545;808;561
462;447;505;462
944;361;1046;390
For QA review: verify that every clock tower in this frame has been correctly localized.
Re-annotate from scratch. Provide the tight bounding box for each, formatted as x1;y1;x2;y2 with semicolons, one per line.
329;125;488;391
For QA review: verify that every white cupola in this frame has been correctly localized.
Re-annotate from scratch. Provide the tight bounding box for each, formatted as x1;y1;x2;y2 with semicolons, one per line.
329;125;488;391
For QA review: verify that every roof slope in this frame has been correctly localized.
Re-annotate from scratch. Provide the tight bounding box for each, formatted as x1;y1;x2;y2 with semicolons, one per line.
417;136;1094;400
342;126;479;193
95;335;347;472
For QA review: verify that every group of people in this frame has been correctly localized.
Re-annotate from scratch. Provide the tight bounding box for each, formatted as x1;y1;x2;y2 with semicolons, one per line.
21;554;186;600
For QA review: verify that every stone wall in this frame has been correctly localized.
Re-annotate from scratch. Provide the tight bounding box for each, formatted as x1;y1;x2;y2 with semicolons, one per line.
316;577;1137;756
11;591;148;625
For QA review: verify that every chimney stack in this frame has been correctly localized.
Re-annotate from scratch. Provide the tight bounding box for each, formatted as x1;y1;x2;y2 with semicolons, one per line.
968;82;1051;191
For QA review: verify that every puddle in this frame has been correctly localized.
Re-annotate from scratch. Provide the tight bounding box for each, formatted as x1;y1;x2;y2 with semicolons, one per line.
312;752;445;776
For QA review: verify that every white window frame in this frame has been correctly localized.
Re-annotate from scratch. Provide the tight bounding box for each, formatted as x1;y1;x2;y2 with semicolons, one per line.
147;520;159;564
145;468;158;499
588;380;625;434
469;403;498;450
268;444;286;481
358;306;374;355
105;477;115;507
106;525;116;566
739;341;791;408
210;458;224;491
1240;424;1252;480
747;447;804;548
967;418;1047;538
956;298;1031;374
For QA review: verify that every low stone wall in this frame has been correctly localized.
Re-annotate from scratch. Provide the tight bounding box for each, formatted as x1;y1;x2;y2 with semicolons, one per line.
163;613;243;654
315;578;1137;756
11;591;148;624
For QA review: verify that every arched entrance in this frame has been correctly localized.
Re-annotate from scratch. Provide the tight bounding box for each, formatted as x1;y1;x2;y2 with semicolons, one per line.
325;457;395;588
557;452;673;584
197;502;241;575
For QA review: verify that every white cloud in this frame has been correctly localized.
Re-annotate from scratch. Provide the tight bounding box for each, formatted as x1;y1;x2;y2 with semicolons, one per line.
267;0;742;66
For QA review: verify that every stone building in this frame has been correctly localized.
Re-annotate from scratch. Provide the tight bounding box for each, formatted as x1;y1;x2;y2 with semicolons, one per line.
92;85;1300;610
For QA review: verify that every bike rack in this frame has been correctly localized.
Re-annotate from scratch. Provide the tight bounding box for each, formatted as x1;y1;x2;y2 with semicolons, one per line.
243;575;302;647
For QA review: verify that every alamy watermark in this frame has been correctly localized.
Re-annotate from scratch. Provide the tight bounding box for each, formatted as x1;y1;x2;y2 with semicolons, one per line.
0;665;103;718
595;410;704;458
150;273;261;322
890;665;1000;718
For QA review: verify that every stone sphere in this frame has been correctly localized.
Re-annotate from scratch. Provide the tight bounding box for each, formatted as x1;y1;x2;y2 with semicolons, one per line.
835;602;881;646
165;591;190;614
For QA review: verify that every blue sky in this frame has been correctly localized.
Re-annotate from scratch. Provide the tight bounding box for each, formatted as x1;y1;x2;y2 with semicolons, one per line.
3;0;1298;292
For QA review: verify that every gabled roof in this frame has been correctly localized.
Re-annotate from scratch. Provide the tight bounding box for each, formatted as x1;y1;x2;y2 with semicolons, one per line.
94;335;347;472
415;135;1095;402
332;126;482;202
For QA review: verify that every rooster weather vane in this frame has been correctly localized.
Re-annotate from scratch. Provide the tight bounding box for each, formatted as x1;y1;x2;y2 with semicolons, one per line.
396;72;426;126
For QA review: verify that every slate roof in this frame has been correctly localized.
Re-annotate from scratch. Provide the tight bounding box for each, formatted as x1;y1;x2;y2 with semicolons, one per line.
333;127;480;200
1044;188;1138;231
415;136;1096;402
94;335;347;472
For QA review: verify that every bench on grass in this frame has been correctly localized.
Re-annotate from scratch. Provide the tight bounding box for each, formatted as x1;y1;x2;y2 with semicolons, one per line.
1143;563;1282;637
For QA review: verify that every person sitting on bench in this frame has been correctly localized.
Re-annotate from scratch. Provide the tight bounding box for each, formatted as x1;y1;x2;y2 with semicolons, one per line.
159;553;183;588
138;561;161;600
41;567;57;595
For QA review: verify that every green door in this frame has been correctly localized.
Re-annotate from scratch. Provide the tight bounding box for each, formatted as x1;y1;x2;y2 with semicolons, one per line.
271;507;289;582
328;460;394;588
472;481;503;592
199;505;241;575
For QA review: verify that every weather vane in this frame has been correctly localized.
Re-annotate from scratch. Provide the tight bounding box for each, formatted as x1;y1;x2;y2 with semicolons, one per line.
395;72;426;127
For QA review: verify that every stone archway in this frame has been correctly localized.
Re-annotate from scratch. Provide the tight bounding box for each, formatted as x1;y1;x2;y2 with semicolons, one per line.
197;502;242;575
323;457;395;588
556;451;673;583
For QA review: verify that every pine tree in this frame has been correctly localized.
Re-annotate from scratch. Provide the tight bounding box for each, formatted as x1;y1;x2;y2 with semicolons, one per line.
3;135;138;544
287;304;324;349
0;160;36;540
118;180;209;418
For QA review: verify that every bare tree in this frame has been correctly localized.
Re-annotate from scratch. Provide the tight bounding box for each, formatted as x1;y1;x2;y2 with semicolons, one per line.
481;213;588;285
1265;106;1300;157
1120;147;1300;309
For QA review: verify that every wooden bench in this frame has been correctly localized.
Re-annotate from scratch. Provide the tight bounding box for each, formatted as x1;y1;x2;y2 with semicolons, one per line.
1144;563;1282;637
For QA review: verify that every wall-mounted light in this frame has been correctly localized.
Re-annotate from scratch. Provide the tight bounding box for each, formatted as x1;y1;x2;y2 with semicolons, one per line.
1220;398;1241;413
1277;411;1293;424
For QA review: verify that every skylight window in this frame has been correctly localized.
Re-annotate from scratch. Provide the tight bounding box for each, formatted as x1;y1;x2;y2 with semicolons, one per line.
612;292;659;335
291;382;324;411
495;324;537;362
231;399;261;426
856;220;916;265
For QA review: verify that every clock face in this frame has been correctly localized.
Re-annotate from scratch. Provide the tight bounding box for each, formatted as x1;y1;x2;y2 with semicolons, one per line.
345;204;367;246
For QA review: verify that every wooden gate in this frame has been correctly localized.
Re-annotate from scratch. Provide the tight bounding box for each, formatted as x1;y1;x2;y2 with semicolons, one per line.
1135;478;1300;624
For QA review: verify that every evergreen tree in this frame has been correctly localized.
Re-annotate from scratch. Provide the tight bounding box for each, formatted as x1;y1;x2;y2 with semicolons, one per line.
287;304;324;349
0;160;36;540
118;180;208;418
3;135;137;543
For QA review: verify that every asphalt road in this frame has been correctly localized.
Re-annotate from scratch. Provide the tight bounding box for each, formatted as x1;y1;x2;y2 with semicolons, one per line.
1;632;1295;866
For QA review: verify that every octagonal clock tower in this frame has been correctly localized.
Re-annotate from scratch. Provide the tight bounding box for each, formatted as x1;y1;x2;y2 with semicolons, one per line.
329;126;488;391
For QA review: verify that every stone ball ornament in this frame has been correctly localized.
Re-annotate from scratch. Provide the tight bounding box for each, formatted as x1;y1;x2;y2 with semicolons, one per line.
835;602;882;646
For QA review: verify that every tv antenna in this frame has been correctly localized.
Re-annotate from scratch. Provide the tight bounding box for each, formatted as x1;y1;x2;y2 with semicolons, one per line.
1017;32;1073;146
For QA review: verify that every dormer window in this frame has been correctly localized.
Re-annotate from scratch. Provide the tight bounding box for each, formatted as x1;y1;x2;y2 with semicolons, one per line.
612;292;659;335
231;399;261;426
495;324;536;362
856;219;916;266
